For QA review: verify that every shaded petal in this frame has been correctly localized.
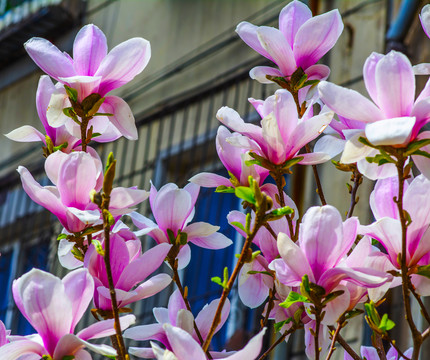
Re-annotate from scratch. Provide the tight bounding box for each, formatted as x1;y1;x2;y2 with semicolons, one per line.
294;9;343;69
357;157;397;180
318;81;384;123
249;66;283;84
5;126;45;143
96;38;151;95
185;222;232;249
101;96;138;140
420;4;430;38
195;298;230;340
224;329;266;360
110;187;149;209
164;325;206;360
24;37;75;81
313;134;345;158
410;97;430;139
298;152;331;165
53;334;117;358
340;133;373;164
369;177;399;220
413;63;430;75
177;244;191;270
124;323;166;344
365;116;415;146
73;24;108;76
363;52;384;105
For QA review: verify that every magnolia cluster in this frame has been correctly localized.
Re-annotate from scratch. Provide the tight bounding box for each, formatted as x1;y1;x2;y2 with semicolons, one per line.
3;1;430;360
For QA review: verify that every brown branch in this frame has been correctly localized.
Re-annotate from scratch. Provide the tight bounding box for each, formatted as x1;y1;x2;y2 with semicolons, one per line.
325;321;342;360
260;284;276;330
383;333;411;360
201;202;267;352
328;326;360;360
409;285;430;325
305;144;327;206
257;326;299;360
346;169;362;218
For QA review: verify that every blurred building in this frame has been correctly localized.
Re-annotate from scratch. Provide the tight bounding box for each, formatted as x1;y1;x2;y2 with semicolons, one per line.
0;0;428;359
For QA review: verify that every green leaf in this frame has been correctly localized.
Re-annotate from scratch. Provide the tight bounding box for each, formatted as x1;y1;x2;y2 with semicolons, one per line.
92;239;105;256
167;229;176;245
344;308;364;320
358;136;376;148
371;238;380;246
279;291;309;309
247;270;273;277
410;149;430;159
290;67;306;87
71;246;84;262
231;221;246;233
417;264;430;279
57;233;68;241
53;142;68;152
93;112;113;117
301;274;310;294
91;132;102;139
105;152;115;173
271;206;294;216
364;301;380;326
178;231;188;245
215;185;235;193
64;85;78;102
274;318;292;333
302;79;320;88
211;276;223;287
62;355;75;360
235;186;256;204
245;213;251;233
379;313;395;332
281;156;304;171
244;159;261;167
223;267;229;287
322;290;344;306
405;138;430;155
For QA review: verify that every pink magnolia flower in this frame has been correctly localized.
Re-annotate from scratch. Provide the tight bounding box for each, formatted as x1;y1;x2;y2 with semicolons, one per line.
19;150;148;233
414;5;430;75
344;345;412;360
124;289;230;358
25;24;151;140
318;50;430;179
0;321;10;347
84;234;172;310
236;0;343;85
190;126;269;188
149;325;266;360
360;175;430;295
217;89;333;166
271;206;389;324
5;75;80;150
130;182;232;269
0;268;135;359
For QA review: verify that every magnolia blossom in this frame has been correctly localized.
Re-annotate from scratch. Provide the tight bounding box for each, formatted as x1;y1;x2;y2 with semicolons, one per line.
5;75;79;150
25;24;151;141
130;182;232;269
190;126;269;188
19;151;148;233
344;345;413;360
414;5;430;75
217;89;333;166
124;289;230;358
150;325;266;360
84;234;172;310
360;175;430;295
236;0;342;86
0;268;135;359
318;50;430;179
271;206;389;324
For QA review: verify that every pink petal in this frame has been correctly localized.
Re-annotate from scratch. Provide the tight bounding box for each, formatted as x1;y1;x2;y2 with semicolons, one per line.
420;5;430;38
189;172;231;188
374;51;415;118
279;0;312;47
238;261;270;308
110;187;149;209
62;269;94;332
195;298;230;340
235;22;273;61
224;329;266;360
256;26;296;76
53;334;117;358
0;340;45;359
185;222;232;249
318;81;384;123
369;177;399;220
12;269;73;355
116;243;171;290
164;325;206;360
24;37;76;81
177;244;192;270
411;97;430;139
124;323;166;344
363;52;384;105
95;38;151;95
298;152;331;165
100;96;138;140
293;9;343;69
73;24;108;76
77;315;135;340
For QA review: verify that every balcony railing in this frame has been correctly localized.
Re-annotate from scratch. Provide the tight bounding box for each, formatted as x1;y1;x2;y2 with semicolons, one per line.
0;0;83;69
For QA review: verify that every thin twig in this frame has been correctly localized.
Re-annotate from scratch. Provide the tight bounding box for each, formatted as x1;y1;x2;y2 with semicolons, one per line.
257;326;298;360
305;144;327;206
325;321;342;360
260;284;276;330
383;333;411;360
346;169;362;218
409;285;430;325
328;326;360;360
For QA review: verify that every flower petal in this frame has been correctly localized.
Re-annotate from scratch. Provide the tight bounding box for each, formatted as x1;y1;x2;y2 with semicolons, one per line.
279;1;312;46
365;117;415;146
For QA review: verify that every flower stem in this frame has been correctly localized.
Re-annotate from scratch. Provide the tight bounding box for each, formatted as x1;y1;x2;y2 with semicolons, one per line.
327;325;360;360
325;321;342;360
346;168;362;218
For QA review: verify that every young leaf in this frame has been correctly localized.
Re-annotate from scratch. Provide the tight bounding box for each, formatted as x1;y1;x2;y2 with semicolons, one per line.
417;264;430;279
270;206;294;216
215;185;235;193
92;239;105;256
64;85;78;102
167;229;176;245
379;313;395;332
274;318;292;333
279;291;309;309
57;233;68;241
211;276;223;287
230;221;246;233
